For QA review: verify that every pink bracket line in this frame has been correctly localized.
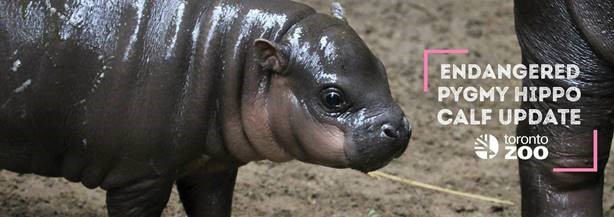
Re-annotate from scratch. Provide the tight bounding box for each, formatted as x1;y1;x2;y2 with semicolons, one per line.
552;129;598;173
422;49;469;92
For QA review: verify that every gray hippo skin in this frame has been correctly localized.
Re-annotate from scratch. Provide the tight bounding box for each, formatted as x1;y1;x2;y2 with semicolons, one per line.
515;0;614;216
0;0;411;216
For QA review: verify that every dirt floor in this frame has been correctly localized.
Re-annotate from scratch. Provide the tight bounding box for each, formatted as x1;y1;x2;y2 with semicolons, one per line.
3;0;614;217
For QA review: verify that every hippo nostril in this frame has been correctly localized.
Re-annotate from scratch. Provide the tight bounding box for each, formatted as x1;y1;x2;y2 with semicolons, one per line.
402;117;410;130
381;124;399;139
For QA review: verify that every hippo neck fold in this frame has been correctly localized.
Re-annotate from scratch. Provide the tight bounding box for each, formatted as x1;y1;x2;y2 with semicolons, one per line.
198;0;316;163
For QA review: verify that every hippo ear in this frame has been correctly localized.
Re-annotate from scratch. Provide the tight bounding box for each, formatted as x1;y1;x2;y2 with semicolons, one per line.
330;2;346;22
254;39;288;75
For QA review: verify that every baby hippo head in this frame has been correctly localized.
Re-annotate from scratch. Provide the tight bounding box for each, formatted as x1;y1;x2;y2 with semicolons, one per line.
248;5;411;172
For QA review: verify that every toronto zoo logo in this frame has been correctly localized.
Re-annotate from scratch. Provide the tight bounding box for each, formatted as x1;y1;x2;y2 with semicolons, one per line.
474;134;499;159
474;134;549;160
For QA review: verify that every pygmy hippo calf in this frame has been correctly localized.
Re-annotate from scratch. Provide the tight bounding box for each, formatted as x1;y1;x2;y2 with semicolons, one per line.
0;0;411;216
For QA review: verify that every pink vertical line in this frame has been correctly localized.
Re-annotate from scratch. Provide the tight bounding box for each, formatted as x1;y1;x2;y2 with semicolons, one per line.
423;51;429;92
422;49;469;92
552;129;598;173
593;129;598;170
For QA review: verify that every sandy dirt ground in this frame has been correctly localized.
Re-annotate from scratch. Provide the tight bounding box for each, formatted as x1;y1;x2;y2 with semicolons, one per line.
3;0;614;216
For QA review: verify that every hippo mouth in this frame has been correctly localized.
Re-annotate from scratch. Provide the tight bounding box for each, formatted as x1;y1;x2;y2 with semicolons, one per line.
289;107;412;172
345;117;411;173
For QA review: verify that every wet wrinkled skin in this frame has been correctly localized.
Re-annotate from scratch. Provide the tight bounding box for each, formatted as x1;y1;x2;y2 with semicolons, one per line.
259;13;411;172
515;0;614;217
0;0;410;216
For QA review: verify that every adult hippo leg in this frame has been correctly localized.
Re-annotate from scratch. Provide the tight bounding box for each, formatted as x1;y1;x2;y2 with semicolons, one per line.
517;99;613;217
177;168;238;217
516;35;614;217
106;178;174;217
515;0;614;216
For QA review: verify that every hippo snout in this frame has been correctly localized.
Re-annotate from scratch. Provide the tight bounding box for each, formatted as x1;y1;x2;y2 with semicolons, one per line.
346;108;411;172
393;117;411;158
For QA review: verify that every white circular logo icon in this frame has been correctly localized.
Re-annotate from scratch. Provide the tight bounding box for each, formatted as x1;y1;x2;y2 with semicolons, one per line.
474;134;499;159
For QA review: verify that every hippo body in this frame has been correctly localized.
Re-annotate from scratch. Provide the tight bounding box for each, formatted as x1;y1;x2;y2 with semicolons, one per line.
0;0;311;189
515;0;614;216
0;0;410;216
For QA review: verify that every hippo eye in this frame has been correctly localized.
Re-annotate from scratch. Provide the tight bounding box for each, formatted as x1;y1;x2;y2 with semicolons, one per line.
320;87;346;112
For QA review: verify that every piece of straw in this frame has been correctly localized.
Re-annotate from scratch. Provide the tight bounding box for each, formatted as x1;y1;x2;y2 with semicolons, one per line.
368;171;514;205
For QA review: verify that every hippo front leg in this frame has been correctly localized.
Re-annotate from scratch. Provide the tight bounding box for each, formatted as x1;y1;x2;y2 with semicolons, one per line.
517;82;614;217
177;167;238;217
106;178;174;217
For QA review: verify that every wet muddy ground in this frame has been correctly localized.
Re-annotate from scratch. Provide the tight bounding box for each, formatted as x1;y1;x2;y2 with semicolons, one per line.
3;1;614;216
